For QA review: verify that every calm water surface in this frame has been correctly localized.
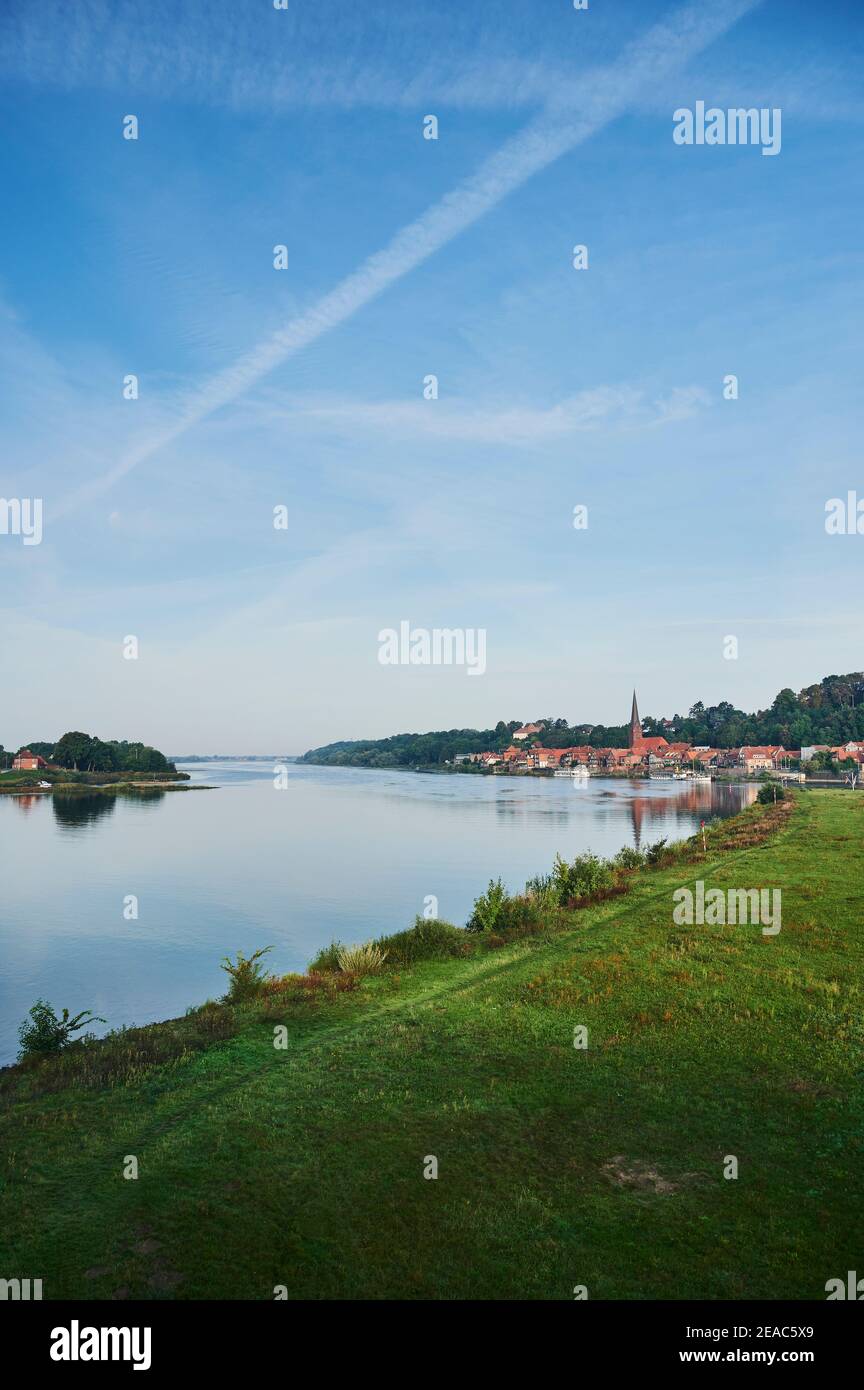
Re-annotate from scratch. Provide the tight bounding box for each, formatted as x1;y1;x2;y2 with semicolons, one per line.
0;762;756;1063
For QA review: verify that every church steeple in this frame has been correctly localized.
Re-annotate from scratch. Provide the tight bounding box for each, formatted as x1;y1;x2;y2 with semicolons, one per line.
629;689;642;750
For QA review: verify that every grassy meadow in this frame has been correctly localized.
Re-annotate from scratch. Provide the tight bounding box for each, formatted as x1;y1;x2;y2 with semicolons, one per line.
1;790;862;1300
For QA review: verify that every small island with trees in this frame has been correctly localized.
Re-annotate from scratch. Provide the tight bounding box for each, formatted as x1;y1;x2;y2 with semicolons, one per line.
0;731;192;793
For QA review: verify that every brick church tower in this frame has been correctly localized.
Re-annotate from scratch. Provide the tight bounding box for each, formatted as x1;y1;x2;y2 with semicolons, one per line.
629;690;642;751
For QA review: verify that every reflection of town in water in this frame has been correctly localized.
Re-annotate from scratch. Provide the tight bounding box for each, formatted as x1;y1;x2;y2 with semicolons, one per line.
489;777;756;849
625;781;756;847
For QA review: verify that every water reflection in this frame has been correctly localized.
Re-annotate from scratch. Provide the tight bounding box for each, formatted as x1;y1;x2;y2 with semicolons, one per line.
626;783;756;846
9;792;48;815
121;788;167;810
427;776;757;847
52;792;117;830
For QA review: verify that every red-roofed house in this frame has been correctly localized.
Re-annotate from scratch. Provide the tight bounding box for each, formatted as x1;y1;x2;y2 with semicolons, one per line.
12;750;51;771
512;722;545;742
738;746;787;773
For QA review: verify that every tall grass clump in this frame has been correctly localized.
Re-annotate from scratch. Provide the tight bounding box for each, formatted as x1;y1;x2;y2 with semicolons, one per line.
335;941;388;975
524;873;559;910
221;946;274;1003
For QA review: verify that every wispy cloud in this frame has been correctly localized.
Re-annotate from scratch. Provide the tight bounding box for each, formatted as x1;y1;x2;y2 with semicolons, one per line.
246;384;710;445
57;0;760;515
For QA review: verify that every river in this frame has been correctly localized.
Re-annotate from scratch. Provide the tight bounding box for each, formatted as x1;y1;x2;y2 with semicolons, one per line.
0;761;756;1063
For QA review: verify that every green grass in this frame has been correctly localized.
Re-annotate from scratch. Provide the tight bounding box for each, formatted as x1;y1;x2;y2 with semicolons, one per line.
1;791;862;1300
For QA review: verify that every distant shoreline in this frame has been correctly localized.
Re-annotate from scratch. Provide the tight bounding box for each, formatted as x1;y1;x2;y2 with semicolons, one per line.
298;759;771;784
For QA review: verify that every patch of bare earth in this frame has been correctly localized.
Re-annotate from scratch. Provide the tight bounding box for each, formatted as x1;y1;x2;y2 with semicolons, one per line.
602;1156;685;1194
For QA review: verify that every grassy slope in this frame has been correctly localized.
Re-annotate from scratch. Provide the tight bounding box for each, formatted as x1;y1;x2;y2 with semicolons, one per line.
1;791;862;1300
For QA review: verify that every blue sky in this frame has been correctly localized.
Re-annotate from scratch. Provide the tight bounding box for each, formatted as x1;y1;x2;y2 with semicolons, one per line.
0;0;862;753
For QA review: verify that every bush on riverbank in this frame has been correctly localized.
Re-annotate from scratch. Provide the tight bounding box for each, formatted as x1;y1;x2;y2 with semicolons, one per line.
220;947;274;1003
465;878;508;932
757;782;787;804
17;1000;105;1059
551;851;614;904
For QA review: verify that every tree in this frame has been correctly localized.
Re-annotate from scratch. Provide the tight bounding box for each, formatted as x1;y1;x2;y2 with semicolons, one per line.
808;750;839;773
50;731;171;773
53;731;96;771
17;741;55;760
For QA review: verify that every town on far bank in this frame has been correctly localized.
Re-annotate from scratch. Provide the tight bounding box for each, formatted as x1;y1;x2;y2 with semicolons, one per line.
299;674;864;782
458;692;862;781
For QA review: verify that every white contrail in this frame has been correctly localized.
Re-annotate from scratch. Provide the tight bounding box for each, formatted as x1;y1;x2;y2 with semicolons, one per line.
65;0;761;511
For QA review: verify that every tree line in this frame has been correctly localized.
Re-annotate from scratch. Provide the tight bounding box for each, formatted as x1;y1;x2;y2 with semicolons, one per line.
299;672;864;769
0;732;175;773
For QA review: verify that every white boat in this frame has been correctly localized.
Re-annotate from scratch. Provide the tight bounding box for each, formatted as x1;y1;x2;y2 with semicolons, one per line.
571;766;589;778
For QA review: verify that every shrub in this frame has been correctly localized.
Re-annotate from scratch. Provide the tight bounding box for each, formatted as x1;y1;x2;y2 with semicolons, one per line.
551;852;614;905
465;878;509;933
614;845;645;869
376;917;467;966
220;946;274;1003
335;941;388;975
645;837;669;865
17;1000;105;1059
757;783;786;804
307;941;342;973
495;894;548;935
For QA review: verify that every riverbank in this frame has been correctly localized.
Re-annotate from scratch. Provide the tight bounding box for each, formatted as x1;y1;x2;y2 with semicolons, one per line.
0;773;198;794
0;769;191;791
1;791;861;1299
300;758;817;786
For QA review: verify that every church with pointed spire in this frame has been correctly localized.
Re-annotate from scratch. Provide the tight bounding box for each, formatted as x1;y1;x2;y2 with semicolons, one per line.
628;689;671;757
629;690;642;751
